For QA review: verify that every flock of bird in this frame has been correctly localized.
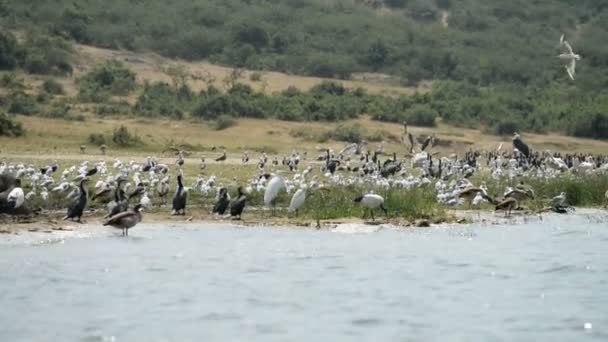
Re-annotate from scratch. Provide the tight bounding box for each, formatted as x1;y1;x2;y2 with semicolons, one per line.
1;130;608;236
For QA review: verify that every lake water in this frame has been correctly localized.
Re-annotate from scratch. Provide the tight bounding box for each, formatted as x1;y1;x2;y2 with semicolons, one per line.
1;212;607;341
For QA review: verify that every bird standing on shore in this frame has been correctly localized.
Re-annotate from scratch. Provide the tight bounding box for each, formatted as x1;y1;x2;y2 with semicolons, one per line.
6;179;25;209
230;186;247;220
103;204;143;236
495;197;518;217
63;178;88;223
172;171;187;215
289;185;307;216
213;187;230;215
264;172;286;216
354;193;387;221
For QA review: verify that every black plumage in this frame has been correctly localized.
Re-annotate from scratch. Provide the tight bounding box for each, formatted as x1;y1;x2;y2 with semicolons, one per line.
215;152;227;162
64;179;88;222
421;135;434;151
213;187;230;215
230;186;247;220
107;178;127;218
512;133;530;158
172;173;187;215
85;167;98;177
325;150;340;174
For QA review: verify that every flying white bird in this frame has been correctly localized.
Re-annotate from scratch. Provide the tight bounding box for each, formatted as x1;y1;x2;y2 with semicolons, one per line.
558;39;581;80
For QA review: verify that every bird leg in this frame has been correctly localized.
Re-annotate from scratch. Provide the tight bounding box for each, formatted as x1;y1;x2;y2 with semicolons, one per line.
371;210;375;222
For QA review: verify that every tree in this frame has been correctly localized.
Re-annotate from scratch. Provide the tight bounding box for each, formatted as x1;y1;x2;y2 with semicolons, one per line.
366;40;389;70
0;113;25;137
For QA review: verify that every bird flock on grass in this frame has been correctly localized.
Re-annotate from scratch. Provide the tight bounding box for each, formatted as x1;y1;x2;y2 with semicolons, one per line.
1;131;608;235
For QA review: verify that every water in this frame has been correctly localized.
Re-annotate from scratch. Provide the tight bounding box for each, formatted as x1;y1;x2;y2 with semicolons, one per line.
1;213;607;341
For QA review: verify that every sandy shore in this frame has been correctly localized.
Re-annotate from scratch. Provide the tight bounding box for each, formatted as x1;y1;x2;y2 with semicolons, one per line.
2;207;606;244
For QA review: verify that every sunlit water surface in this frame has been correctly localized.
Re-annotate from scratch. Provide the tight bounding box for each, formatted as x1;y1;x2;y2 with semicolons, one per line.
1;213;607;341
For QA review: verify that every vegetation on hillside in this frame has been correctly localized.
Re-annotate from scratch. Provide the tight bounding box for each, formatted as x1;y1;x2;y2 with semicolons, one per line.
1;0;607;139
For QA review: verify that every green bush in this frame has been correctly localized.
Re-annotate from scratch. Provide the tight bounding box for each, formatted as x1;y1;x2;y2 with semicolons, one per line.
405;104;437;127
321;124;364;143
79;61;136;101
211;114;237;130
492;119;520;136
95;102;131;117
0;112;25;137
112;125;143;147
133;82;186;119
41;79;65;95
7;93;38;115
88;133;106;146
0;31;20;70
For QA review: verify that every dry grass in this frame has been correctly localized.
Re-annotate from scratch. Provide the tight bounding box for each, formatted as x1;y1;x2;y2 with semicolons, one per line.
72;44;426;96
3;42;607;159
3;116;608;160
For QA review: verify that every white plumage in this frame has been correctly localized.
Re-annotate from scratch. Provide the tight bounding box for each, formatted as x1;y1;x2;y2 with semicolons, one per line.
7;187;25;209
289;186;307;212
356;194;385;209
264;174;286;206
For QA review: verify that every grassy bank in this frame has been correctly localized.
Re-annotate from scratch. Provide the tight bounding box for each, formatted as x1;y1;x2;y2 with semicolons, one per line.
9;155;608;225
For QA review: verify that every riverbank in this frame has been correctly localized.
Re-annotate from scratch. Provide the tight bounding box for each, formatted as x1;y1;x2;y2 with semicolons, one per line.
2;207;606;243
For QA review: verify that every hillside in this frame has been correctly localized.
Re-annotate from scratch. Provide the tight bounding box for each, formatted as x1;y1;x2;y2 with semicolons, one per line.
1;44;608;157
1;0;608;140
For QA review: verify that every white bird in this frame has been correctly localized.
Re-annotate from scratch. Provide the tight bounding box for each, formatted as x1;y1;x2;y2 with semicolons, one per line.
288;185;307;215
354;193;387;221
264;172;286;214
140;191;152;209
52;182;71;192
7;186;25;209
558;40;581;80
264;174;285;205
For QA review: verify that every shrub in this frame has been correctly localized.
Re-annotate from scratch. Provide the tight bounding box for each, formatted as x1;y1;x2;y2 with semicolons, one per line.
20;35;73;76
492;119;520;136
42;79;65;95
211;114;237;130
112;125;143;147
250;72;263;82
95;102;131;117
0;113;25;137
133;82;185;119
0;31;19;70
8;93;38;115
405;104;437;127
321;124;364;143
79;61;136;100
88;133;106;146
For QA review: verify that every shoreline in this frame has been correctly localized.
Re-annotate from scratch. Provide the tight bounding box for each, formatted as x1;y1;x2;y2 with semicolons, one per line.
2;207;606;243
